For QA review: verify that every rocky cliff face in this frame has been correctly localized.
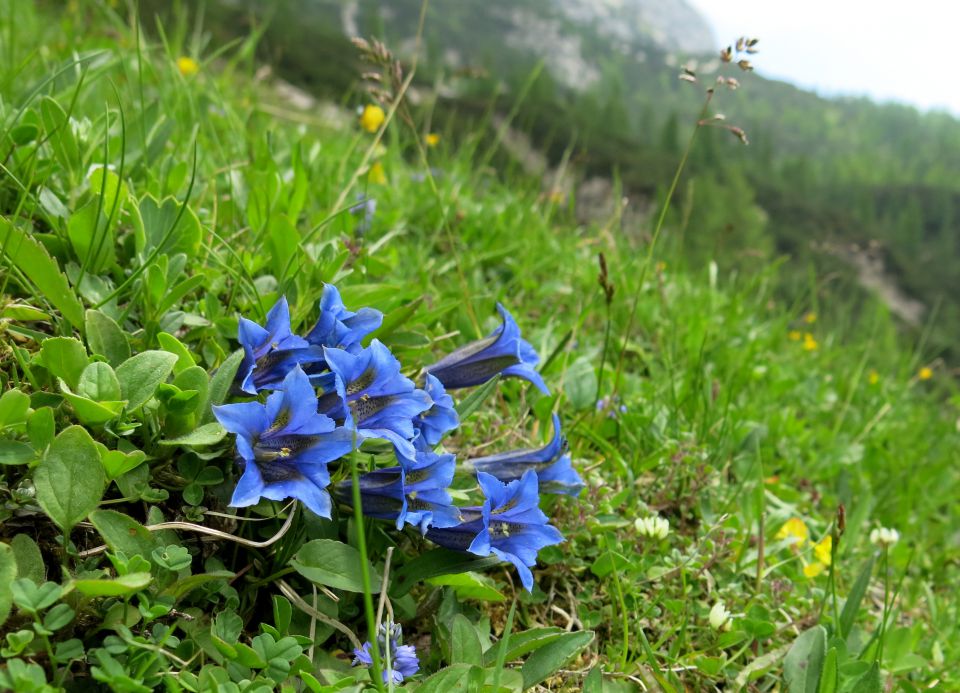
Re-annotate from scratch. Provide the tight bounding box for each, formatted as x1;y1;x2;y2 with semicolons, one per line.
338;0;716;92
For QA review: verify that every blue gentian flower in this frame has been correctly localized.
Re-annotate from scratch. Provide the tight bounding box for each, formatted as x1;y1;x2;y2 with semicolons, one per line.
467;414;583;496
306;284;383;353
212;366;354;518
333;447;460;532
426;470;563;591
237;297;326;394
426;303;549;393
323;340;432;457
414;374;459;447
352;621;419;684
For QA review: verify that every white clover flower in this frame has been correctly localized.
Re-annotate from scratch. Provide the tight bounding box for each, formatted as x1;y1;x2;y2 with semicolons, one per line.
635;515;670;540
869;527;900;547
708;601;732;631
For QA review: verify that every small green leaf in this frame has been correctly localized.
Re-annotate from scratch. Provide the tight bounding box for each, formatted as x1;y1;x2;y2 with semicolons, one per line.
426;572;505;602
68;201;116;272
414;664;482;692
73;572;152;597
784;625;827;693
99;449;147;481
39;337;89;390
60;390;125;426
85;310;130;366
201;349;244;424
0;390;30;427
520;631;595;690
34;426;105;533
77;362;121;402
450;614;484;666
290;539;381;593
455;375;500;421
138;195;202;256
116;350;178;411
89;509;160;561
483;627;566;667
0;544;16;625
157;332;196;373
159;422;226;447
850;662;881;693
26;407;55;450
392;548;502;597
161;570;234;600
10;535;44;585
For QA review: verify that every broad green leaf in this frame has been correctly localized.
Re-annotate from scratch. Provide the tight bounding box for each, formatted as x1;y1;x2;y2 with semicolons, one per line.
391;548;503;597
0;219;85;331
34;426;105;533
39;337;89;390
521;630;595;690
85;309;130;366
159;422;226;447
450;614;484;666
455;375;500;422
39;96;79;170
0;389;30;427
426;572;505;602
784;625;827;693
267;214;299;280
0;441;34;465
0;543;16;625
73;572;152;597
10;535;45;585
482;627;567;667
840;557;875;640
116;350;178;411
89;509;160;561
99;449;147;481
0;303;49;321
77;361;121;402
583;666;603;692
290;539;381;593
201;348;244;423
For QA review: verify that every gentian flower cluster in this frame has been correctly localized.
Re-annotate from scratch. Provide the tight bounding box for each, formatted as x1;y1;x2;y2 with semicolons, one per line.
214;289;581;592
352;621;420;684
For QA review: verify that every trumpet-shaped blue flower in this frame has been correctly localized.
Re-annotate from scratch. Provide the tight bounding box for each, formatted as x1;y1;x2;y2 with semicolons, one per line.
333;447;460;532
414;374;459;447
323;340;432;457
467;414;583;496
213;366;354;518
306;284;383;353
236;297;326;394
426;470;563;591
426;303;548;394
352;621;420;684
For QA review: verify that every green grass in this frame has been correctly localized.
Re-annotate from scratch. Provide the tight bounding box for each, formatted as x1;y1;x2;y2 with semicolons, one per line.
0;1;957;690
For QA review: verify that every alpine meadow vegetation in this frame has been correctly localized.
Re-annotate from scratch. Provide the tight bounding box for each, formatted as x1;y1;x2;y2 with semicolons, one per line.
0;2;957;691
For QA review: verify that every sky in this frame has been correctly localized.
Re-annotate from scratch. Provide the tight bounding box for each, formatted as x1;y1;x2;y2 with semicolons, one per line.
687;0;960;117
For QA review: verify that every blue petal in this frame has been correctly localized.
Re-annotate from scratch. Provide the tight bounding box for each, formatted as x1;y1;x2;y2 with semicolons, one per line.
230;463;265;507
491;547;534;592
213;401;269;440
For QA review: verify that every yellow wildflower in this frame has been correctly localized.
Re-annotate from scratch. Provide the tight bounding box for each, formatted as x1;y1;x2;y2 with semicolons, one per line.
804;312;817;324
787;330;802;341
813;535;832;565
803;562;826;578
776;518;809;546
918;366;933;381
359;104;385;133
368;161;387;185
425;133;440;147
803;333;818;351
177;57;199;77
868;369;879;385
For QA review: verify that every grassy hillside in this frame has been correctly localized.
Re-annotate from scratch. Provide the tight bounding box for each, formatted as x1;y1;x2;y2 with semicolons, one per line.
0;2;958;690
